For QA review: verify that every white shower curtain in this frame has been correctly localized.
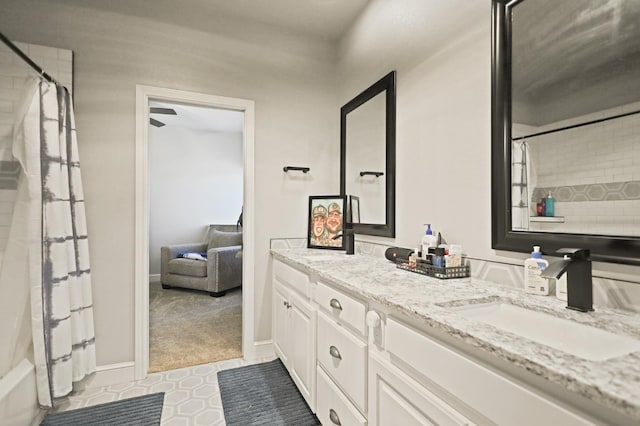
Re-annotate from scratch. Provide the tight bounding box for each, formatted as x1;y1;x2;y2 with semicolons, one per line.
13;79;95;407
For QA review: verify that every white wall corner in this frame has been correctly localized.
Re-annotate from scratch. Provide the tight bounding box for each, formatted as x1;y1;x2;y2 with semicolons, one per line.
76;362;136;390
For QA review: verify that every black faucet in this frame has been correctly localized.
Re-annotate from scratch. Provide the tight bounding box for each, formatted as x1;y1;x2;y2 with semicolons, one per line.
541;248;593;312
332;225;355;255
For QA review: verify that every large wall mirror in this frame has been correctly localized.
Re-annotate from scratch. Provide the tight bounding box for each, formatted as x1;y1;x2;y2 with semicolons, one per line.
340;71;396;237
492;0;640;265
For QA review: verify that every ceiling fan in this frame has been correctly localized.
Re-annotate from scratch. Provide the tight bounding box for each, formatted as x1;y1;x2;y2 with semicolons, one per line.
149;107;177;127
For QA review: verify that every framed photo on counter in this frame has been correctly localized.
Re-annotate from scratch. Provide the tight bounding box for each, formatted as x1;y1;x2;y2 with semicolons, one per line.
308;195;346;250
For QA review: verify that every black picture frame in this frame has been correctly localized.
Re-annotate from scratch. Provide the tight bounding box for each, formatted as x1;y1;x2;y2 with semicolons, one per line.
308;195;347;250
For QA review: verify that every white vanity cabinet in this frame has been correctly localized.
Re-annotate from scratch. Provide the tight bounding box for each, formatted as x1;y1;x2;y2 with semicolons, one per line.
271;253;614;426
314;279;368;426
272;259;316;410
367;315;600;426
368;350;474;426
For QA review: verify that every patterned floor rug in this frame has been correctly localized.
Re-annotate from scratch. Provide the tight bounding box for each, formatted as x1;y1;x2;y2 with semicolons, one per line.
40;392;164;425
217;359;320;426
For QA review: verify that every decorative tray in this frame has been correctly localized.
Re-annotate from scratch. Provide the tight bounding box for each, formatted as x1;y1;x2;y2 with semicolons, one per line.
396;259;470;279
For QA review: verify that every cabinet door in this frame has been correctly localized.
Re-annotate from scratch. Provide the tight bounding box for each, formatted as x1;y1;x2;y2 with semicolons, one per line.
273;281;290;365
289;290;316;409
369;352;474;426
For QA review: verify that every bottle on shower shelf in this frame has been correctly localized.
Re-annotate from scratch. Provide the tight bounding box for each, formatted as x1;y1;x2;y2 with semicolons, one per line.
545;191;555;217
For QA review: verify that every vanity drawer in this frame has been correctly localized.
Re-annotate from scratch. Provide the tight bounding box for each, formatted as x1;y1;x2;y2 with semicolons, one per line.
315;279;366;335
317;311;367;413
317;366;367;426
385;318;596;426
273;259;310;297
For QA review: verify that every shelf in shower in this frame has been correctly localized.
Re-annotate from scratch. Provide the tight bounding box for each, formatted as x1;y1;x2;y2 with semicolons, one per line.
530;216;565;223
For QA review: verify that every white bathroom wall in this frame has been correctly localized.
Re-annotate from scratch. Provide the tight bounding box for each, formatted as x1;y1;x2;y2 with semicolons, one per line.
148;124;243;275
0;1;339;366
338;0;640;288
338;0;493;258
3;0;639;372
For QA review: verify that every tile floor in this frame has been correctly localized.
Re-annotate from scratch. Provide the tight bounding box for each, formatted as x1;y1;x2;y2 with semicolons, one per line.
55;357;275;425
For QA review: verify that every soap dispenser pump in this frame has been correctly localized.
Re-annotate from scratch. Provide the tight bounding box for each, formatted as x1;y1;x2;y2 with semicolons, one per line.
421;224;438;260
524;246;550;295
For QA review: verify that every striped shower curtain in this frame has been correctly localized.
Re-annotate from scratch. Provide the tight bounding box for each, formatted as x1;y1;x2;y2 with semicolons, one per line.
13;79;95;407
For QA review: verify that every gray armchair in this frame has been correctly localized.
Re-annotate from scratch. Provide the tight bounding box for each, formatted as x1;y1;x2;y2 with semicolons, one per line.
160;224;242;297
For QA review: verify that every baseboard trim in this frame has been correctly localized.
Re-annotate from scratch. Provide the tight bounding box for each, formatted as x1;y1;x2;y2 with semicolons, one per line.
245;340;273;361
77;362;136;390
149;274;160;283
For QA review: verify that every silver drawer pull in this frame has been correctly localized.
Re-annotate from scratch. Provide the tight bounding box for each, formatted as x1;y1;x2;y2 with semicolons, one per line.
329;345;342;360
329;408;341;425
329;298;343;311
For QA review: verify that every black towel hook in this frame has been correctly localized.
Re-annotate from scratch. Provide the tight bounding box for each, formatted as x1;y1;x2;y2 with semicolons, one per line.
359;171;384;177
283;166;310;173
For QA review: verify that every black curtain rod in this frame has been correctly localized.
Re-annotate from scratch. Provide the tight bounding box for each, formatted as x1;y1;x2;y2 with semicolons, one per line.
512;108;640;141
0;31;57;84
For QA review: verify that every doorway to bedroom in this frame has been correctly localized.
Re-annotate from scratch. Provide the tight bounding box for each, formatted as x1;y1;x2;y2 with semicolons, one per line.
147;100;244;373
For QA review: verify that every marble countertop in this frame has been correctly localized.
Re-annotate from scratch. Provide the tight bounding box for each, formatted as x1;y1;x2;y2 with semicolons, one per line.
271;248;640;422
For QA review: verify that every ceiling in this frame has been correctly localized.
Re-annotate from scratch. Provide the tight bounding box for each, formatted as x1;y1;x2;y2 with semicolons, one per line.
42;0;370;41
49;0;369;132
511;0;640;126
37;0;638;129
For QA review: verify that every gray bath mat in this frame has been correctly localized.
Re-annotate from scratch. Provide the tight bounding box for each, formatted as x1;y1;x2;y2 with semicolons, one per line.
218;359;320;426
40;392;164;425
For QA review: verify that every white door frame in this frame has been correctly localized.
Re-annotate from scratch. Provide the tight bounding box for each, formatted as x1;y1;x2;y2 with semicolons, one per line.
134;85;256;380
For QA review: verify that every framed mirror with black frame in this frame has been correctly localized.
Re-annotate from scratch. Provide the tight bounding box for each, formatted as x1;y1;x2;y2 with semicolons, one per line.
491;0;640;265
340;70;396;238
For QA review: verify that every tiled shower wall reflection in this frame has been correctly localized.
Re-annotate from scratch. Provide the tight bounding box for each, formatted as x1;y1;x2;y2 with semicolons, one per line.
270;239;640;313
524;101;640;236
0;41;73;250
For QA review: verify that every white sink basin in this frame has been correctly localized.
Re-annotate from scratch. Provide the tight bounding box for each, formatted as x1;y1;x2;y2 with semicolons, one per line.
451;302;640;361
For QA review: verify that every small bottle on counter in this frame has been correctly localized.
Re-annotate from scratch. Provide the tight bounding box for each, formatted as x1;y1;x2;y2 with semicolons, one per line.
447;244;463;267
524;246;550;295
408;248;419;269
421;224;438;260
432;247;446;268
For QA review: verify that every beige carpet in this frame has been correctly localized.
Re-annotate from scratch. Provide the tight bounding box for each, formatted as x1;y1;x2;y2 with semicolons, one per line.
148;281;242;373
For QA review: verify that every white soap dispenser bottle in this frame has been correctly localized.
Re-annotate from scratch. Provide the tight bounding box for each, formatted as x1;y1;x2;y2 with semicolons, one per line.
421;224;438;260
524;246;550;295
